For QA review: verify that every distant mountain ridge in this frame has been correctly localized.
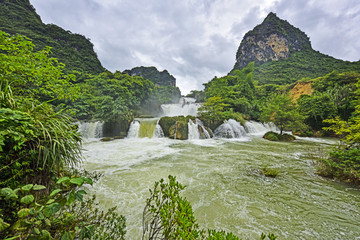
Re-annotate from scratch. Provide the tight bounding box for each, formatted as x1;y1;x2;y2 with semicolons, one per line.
123;66;176;87
231;12;360;85
0;0;104;74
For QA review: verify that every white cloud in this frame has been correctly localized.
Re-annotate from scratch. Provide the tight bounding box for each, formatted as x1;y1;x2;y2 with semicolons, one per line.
30;0;360;94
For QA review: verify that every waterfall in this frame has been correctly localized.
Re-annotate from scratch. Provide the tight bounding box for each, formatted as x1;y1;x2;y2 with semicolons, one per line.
244;121;279;135
161;97;201;117
214;119;279;138
127;121;140;138
214;119;247;138
127;118;164;139
188;118;212;140
77;121;104;139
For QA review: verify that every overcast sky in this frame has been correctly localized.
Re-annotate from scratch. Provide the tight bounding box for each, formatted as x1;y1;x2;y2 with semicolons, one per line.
30;0;360;95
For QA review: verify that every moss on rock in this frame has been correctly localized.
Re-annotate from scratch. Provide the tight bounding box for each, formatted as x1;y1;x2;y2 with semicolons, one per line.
159;116;195;140
263;131;295;142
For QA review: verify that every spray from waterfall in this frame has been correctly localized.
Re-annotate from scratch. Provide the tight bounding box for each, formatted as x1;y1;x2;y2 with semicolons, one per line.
161;97;201;117
77;121;104;139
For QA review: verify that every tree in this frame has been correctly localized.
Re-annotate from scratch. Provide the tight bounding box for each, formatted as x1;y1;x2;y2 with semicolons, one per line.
198;96;230;130
315;78;360;184
260;93;305;134
298;92;337;130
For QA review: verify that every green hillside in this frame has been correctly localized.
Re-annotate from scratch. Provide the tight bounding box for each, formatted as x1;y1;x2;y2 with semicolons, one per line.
123;66;177;87
0;0;104;74
253;49;360;85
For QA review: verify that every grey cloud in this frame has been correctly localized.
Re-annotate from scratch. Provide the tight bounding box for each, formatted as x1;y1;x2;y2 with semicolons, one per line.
30;0;360;94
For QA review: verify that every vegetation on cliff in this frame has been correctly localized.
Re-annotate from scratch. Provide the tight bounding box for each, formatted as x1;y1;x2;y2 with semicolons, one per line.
0;0;105;74
123;66;177;87
232;12;360;85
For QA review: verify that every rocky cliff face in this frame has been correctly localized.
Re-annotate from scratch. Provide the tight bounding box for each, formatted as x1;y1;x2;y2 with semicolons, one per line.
234;12;312;69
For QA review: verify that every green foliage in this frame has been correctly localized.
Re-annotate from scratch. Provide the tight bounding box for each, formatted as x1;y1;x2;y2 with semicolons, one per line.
0;31;82;188
0;30;126;240
142;175;201;239
0;1;104;74
204;63;256;116
0;31;79;102
311;71;359;120
250;50;360;85
198;96;230;130
298;92;337;130
260;94;305;134
0;99;82;188
316;78;360;184
142;176;277;240
68;70;155;121
0;176;126;240
123;66;176;87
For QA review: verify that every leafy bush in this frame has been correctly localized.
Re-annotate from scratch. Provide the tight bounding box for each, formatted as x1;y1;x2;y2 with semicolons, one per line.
0;176;126;240
142;175;277;240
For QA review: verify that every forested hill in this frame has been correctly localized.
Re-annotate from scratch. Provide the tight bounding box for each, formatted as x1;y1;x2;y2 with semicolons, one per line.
0;0;104;74
231;12;360;85
123;66;177;87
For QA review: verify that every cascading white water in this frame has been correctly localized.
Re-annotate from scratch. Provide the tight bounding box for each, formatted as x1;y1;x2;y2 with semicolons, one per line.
188;118;212;140
77;121;104;139
214;119;247;138
244;121;279;135
214;119;279;138
154;122;165;138
127;119;164;139
127;120;140;138
161;97;201;117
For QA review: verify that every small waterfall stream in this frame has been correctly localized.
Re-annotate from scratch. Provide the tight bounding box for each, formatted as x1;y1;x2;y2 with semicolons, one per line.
127;118;164;139
77;121;104;139
214;119;247;138
188;118;212;140
214;120;279;138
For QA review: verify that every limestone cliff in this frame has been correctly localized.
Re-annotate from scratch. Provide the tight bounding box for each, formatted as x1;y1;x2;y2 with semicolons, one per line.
235;12;311;69
231;12;360;85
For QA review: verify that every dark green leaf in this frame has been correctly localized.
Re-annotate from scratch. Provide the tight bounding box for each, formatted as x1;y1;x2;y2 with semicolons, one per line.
33;184;46;191
1;188;18;199
17;208;31;218
69;177;84;186
66;191;75;205
43;203;60;217
0;218;10;231
21;184;33;191
56;177;70;184
49;188;61;197
20;194;35;204
61;231;75;240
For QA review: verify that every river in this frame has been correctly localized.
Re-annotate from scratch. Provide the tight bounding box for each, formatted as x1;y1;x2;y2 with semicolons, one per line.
81;135;360;239
78;98;360;239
